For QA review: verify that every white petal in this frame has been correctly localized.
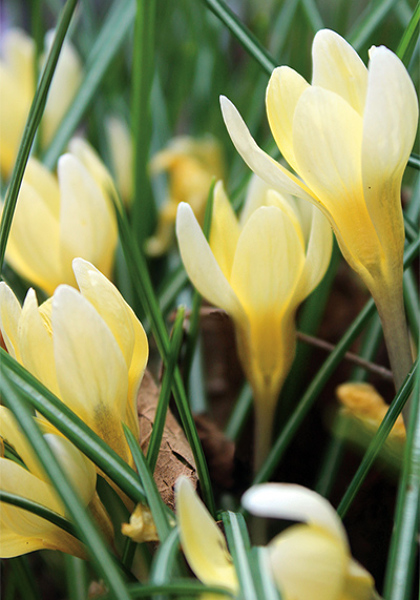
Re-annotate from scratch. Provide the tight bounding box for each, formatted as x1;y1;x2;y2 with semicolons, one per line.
176;203;244;320
242;483;348;546
220;95;315;201
0;282;22;361
312;29;368;114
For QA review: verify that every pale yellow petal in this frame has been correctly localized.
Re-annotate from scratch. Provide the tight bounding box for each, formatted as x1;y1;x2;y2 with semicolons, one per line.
6;181;62;295
0;407;45;479
175;477;238;592
23;158;60;219
41;33;82;146
361;46;418;274
73;258;148;434
52;285;130;460
293;86;382;278
268;524;348;600
312;29;368;115
220;95;315;201
0;282;22;361
106;116;133;203
2;29;35;99
209;181;240;281
58;154;117;283
266;66;310;171
44;434;96;505
19;289;60;396
242;483;348;545
239;175;273;226
342;559;375;600
176;203;244;320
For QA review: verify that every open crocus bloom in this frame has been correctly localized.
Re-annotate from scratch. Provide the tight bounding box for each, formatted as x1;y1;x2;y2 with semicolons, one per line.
176;175;332;468
221;29;418;336
0;406;99;558
243;484;376;600
4;138;118;296
0;258;148;469
175;477;239;597
146;136;224;256
0;28;82;178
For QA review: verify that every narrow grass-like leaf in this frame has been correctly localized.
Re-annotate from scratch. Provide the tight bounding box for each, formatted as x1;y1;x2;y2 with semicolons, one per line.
337;358;418;518
383;367;420;600
397;1;420;63
131;0;157;243
0;491;78;539
300;0;324;32
158;264;189;316
65;556;88;600
1;349;146;504
252;547;282;600
183;179;215;385
111;194;216;517
1;375;131;600
201;0;277;75
223;511;258;600
42;0;136;169
101;581;234;598
147;306;186;473
408;153;420;170
0;0;78;271
150;527;182;584
348;0;400;50
252;234;420;487
225;383;253;441
123;425;173;542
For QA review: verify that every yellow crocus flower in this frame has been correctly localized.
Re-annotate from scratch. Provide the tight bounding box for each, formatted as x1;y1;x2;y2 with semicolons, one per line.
146;136;224;256
4;138;118;296
0;406;99;558
220;29;418;394
0;258;148;470
243;484;377;600
175;477;377;600
0;28;82;178
176;175;332;469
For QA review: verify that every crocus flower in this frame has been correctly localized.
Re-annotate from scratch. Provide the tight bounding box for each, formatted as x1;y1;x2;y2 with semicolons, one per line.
0;28;82;178
0;258;148;470
0;406;101;558
175;477;376;600
220;29;418;395
146;136;224;256
243;483;376;600
176;176;332;468
4;138;118;296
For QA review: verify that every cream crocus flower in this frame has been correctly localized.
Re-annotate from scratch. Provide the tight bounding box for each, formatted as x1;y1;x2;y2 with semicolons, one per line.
243;483;377;600
0;258;148;470
0;28;82;178
146;136;224;256
0;406;99;558
221;29;418;394
4;138;118;296
176;175;332;469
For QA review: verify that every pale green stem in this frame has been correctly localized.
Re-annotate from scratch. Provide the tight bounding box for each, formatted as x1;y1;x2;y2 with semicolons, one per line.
375;283;414;424
253;397;277;475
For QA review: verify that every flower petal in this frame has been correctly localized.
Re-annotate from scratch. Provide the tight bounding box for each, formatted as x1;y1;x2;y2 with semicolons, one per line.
0;282;22;361
6;181;62;295
52;285;130;460
220;95;315;201
23;158;60;219
312;29;368;115
58;154;117;284
361;46;418;269
266;66;310;171
0;407;45;479
209;181;241;281
268;524;348;600
242;483;347;546
176;203;244;320
175;477;238;591
342;558;375;600
19;289;60;396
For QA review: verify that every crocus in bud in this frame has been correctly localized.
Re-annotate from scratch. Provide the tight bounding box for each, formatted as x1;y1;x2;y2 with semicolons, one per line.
0;28;82;178
176;176;332;469
4;139;118;296
146;136;224;256
221;28;418;399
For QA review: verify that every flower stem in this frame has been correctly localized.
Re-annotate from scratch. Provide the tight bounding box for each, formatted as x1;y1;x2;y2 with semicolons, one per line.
253;399;277;475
